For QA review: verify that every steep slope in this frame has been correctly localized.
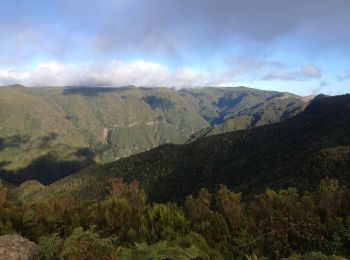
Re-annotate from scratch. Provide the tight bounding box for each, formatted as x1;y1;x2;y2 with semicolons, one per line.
0;85;306;185
0;85;207;184
187;92;309;142
37;94;350;203
179;87;305;124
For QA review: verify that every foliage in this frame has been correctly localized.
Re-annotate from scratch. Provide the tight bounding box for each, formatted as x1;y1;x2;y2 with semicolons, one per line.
282;252;348;259
1;177;349;259
0;180;7;207
38;226;118;259
121;241;201;259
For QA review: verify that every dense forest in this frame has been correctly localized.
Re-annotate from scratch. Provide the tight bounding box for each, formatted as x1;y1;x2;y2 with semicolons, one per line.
1;177;349;259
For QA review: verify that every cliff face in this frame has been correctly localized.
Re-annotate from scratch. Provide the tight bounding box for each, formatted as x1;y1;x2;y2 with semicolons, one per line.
0;235;38;260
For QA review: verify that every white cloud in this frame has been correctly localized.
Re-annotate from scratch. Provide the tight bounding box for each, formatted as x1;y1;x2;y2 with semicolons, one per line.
263;70;295;81
0;60;234;87
309;81;330;95
319;81;330;88
300;64;321;78
263;64;322;81
338;70;350;81
2;59;321;88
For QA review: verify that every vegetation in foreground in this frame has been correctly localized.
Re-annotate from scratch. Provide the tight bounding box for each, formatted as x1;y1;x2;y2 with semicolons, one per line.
1;177;349;259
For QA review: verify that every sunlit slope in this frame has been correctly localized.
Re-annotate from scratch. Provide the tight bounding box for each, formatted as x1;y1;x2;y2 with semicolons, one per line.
39;94;350;203
179;87;304;123
0;86;207;184
0;85;306;185
186;91;308;142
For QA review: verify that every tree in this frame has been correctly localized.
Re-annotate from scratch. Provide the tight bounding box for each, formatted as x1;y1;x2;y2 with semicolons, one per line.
185;189;212;223
216;184;244;231
0;181;7;207
108;178;147;214
317;178;350;221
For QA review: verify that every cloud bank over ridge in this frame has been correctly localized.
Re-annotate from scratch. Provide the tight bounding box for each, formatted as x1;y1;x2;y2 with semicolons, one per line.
0;60;231;87
0;0;349;94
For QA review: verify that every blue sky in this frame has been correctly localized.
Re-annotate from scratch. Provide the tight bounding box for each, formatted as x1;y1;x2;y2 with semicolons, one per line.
0;0;349;95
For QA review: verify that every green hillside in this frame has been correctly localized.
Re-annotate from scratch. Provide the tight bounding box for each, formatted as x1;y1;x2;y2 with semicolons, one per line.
0;85;207;184
187;91;309;142
34;94;350;203
179;87;304;123
0;85;306;185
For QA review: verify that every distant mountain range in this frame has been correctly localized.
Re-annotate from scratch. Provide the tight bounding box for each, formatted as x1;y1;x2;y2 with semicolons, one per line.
0;85;307;185
18;94;350;204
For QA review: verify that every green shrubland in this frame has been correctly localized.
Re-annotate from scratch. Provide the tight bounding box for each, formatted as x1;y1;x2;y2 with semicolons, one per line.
1;178;349;259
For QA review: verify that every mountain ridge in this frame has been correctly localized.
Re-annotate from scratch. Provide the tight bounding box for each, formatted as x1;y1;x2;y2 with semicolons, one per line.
0;85;307;185
25;93;350;203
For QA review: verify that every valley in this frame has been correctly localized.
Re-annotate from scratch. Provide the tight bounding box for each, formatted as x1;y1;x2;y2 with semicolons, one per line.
20;94;350;204
0;85;307;185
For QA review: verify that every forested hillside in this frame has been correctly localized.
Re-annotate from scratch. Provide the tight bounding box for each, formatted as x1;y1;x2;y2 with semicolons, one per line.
179;87;306;124
0;85;306;185
187;91;310;142
33;94;350;203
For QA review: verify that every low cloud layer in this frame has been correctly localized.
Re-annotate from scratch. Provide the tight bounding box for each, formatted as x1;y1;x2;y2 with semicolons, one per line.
1;56;284;87
0;60;234;87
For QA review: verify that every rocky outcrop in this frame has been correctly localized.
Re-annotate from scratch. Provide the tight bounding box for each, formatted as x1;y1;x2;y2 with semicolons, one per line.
0;235;39;260
103;127;110;143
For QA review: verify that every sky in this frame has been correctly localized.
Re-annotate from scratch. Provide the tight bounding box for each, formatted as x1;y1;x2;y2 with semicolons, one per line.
0;0;349;95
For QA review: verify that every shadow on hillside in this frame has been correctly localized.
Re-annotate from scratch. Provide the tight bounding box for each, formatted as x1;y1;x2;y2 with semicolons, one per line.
210;93;248;124
0;135;31;151
37;133;58;149
62;86;135;97
214;93;247;109
0;148;96;186
0;161;10;168
142;96;175;110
